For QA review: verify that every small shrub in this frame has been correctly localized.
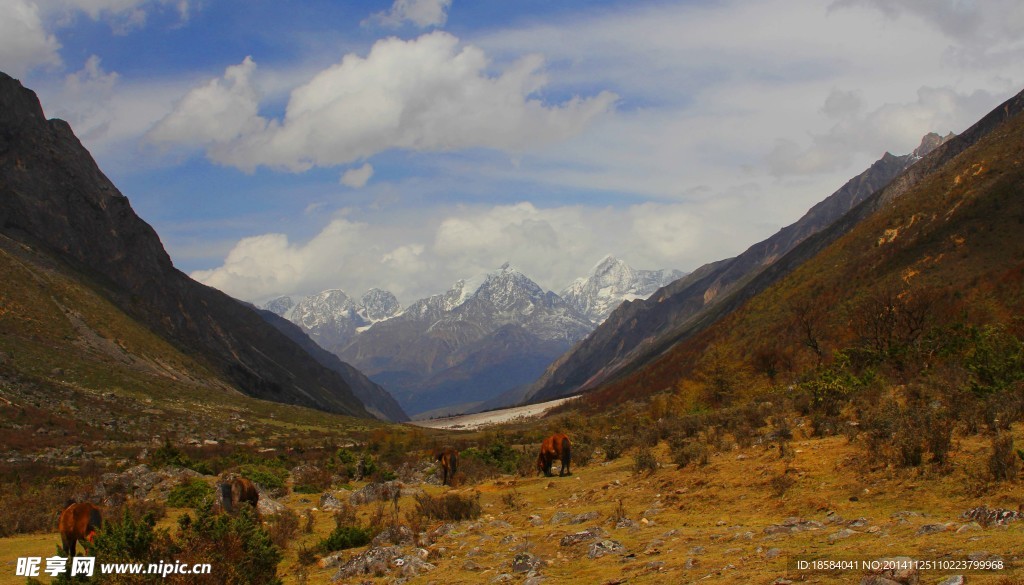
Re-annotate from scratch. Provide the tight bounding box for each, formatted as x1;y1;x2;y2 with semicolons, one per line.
332;503;358;528
414;491;481;522
267;508;300;549
167;478;214;508
632;447;659;475
302;509;315;534
989;432;1021;481
769;472;796;497
149;440;213;475
296;543;318;566
571;441;595;467
500;487;524;511
239;465;288;497
318;525;373;553
292;465;333;494
602;434;629;461
669;438;709;469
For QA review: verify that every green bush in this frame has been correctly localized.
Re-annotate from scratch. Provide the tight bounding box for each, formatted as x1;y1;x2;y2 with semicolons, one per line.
317;525;373;553
149;440;213;475
167;478;214;508
239;465;288;496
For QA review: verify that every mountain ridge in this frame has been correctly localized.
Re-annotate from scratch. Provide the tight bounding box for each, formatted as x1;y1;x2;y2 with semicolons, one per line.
525;131;955;404
0;72;391;420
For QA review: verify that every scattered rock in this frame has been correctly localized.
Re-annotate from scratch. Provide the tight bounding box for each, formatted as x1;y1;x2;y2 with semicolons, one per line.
349;481;414;505
829;528;857;543
765;548;782;559
319;492;344;511
371;524;416;547
529;514;544;527
588;540;625;559
956;522;982;534
560;527;605;547
937;577;964;585
512;553;543;573
962;506;1021;526
318;551;346;568
550;511;573;524
256;491;286;516
570;511;600;524
764;518;825;535
334;546;401;580
615;517;637;529
916;523;952;536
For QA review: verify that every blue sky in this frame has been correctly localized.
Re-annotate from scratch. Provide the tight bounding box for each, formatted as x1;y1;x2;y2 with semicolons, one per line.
4;0;1024;304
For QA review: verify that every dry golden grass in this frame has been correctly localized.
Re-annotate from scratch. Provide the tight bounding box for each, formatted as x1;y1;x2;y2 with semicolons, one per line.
3;424;1023;585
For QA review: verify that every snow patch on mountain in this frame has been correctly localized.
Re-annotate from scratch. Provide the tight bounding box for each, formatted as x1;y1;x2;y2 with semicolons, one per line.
561;255;686;324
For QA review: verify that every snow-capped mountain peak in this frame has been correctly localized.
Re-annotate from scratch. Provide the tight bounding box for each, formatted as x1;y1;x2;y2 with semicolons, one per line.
562;256;686;324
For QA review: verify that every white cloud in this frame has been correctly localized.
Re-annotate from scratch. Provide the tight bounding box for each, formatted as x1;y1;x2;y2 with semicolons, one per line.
368;0;451;29
152;31;617;172
193;200;754;305
147;56;265;148
0;0;62;76
767;86;999;176
340;163;374;188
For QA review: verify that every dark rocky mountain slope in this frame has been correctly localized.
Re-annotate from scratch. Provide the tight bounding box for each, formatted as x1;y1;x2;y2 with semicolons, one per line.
0;72;393;420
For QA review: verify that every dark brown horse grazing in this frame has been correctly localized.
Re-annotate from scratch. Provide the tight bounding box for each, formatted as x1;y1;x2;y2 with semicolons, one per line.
436;448;459;486
536;433;571;477
218;476;260;514
59;501;102;558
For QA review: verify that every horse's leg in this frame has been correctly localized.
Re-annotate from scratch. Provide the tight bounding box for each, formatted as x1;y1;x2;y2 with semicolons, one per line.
68;537;77;559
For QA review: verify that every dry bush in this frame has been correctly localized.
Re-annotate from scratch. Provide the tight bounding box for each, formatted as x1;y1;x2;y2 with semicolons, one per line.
413;491;481;522
769;471;796;497
632;447;659;475
332;502;358;527
669;437;709;469
302;509;315;534
500;487;524;511
267;508;300;548
291;464;333;494
602;434;630;461
989;432;1021;481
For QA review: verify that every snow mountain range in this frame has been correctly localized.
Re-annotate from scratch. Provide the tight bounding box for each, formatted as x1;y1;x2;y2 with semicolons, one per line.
261;258;683;415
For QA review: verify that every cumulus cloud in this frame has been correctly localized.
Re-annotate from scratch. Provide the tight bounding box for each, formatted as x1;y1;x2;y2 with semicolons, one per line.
192;201;742;305
147;56;265;148
0;0;62;76
368;0;452;28
340;163;374;188
151;32;617;172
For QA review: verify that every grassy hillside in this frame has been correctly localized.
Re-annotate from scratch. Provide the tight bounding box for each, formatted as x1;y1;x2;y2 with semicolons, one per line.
584;89;1024;414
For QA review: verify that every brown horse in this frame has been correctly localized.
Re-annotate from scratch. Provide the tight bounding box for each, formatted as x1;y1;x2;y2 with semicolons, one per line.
536;433;571;477
217;476;260;514
58;501;102;558
436;448;459;486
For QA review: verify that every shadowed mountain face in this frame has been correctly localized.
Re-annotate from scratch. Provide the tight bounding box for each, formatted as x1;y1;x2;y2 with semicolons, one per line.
0;72;390;420
524;131;956;405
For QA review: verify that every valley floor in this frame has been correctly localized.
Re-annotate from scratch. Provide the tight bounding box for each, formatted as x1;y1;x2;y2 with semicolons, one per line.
4;423;1023;585
409;397;578;430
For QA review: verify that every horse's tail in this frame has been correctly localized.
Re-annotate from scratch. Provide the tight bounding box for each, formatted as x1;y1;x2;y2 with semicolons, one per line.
561;436;571;466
